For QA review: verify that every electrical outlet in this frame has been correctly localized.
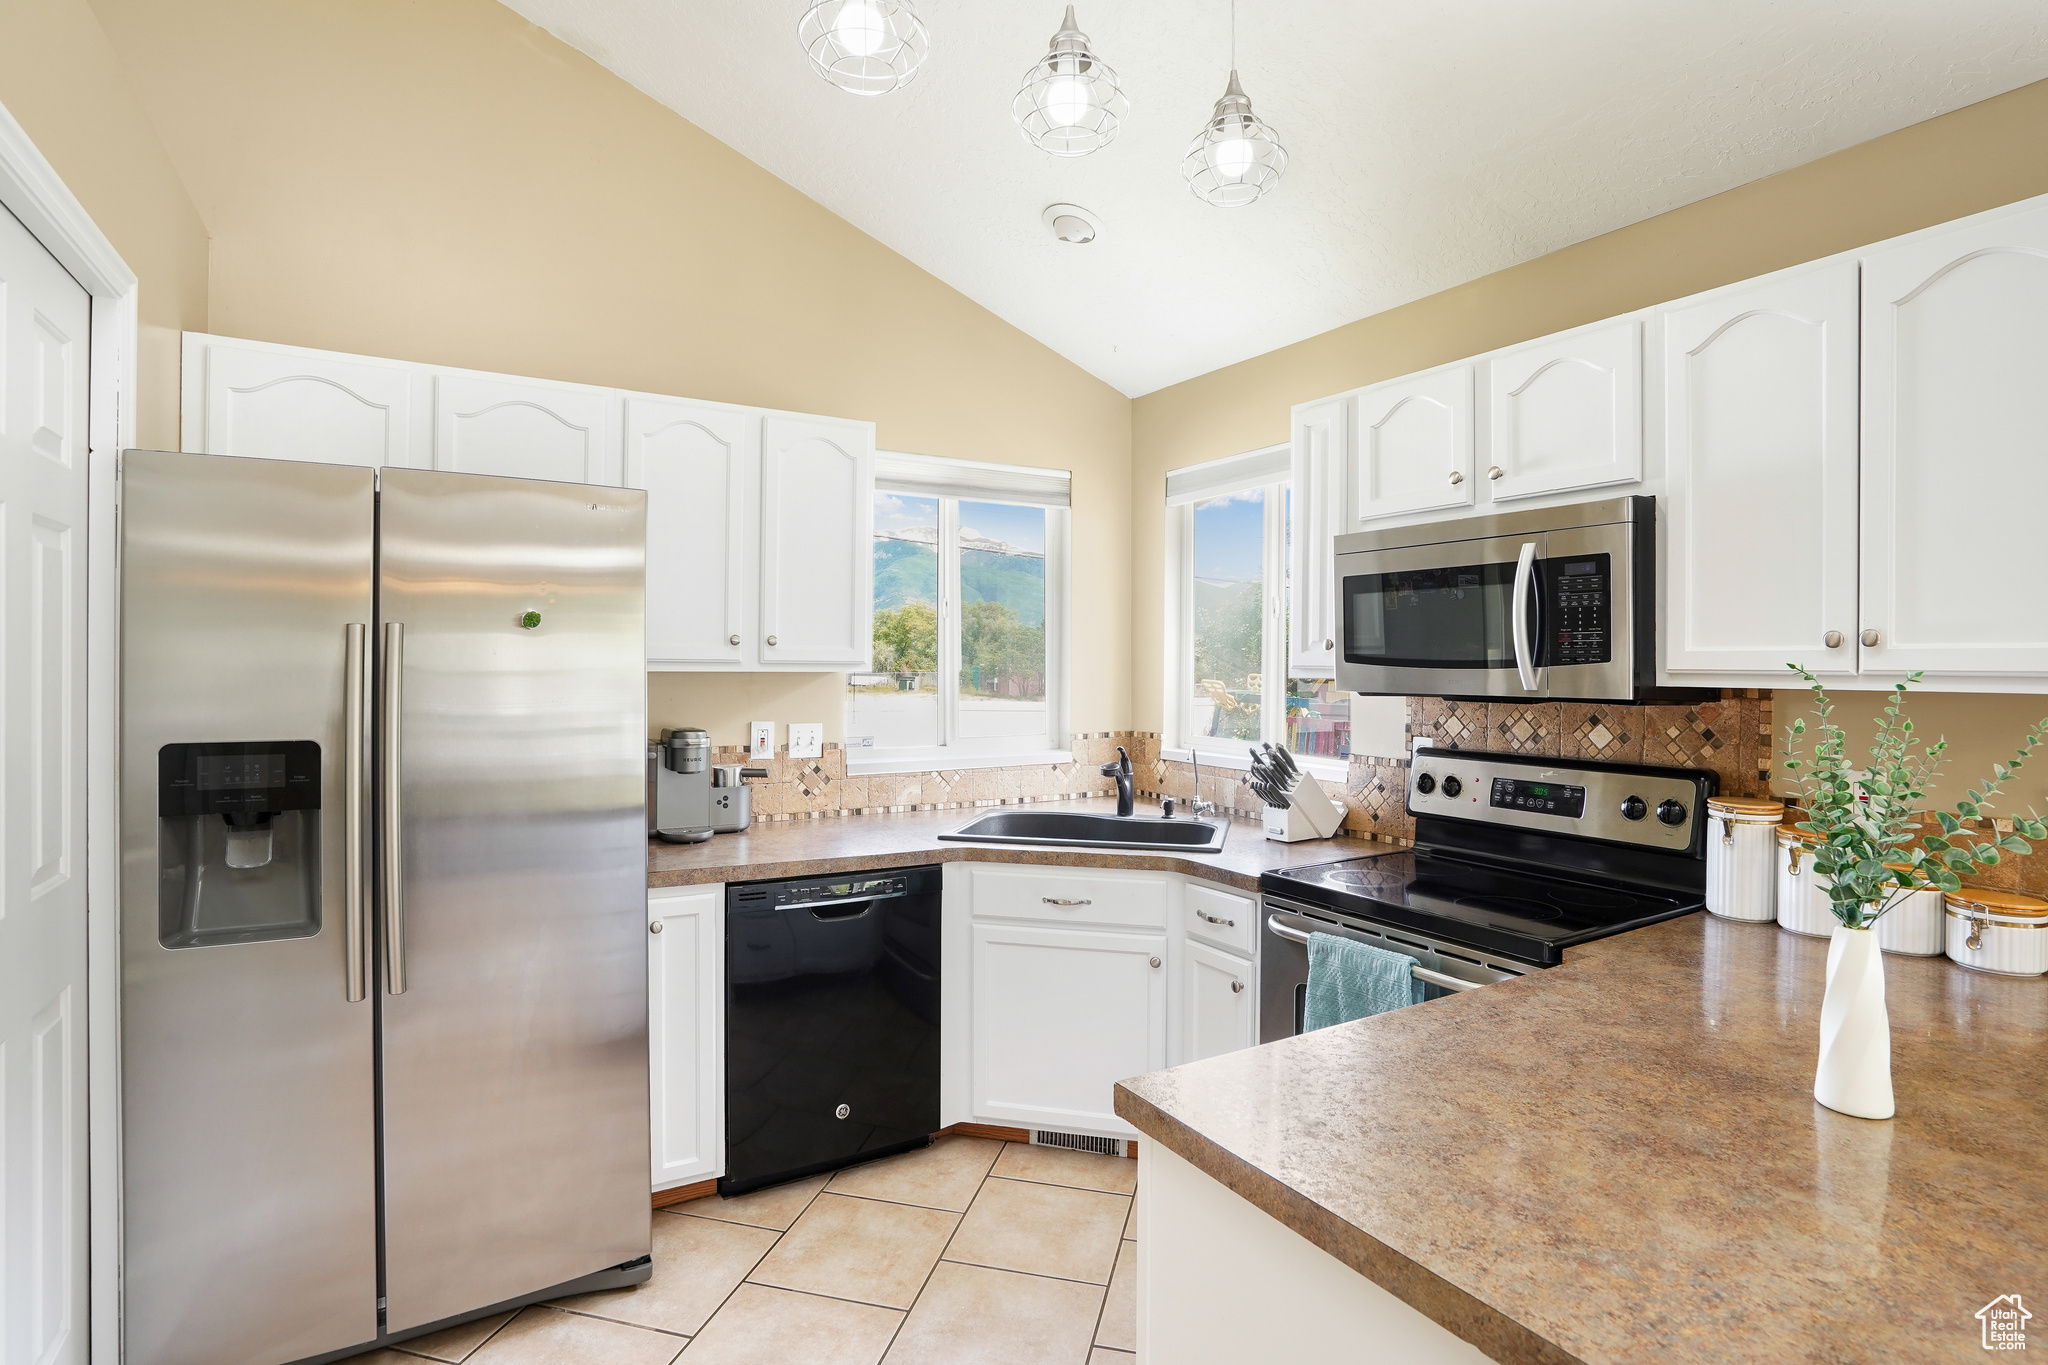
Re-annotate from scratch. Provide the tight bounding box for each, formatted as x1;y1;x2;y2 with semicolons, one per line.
750;721;775;761
789;722;823;760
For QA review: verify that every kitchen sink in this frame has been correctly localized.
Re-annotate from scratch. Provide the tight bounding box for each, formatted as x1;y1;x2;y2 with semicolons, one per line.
938;810;1229;854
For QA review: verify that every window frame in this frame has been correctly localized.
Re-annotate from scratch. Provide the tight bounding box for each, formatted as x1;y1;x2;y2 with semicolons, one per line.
849;454;1072;776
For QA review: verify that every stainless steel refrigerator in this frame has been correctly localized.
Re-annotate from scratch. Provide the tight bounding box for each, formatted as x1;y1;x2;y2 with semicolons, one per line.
118;449;651;1365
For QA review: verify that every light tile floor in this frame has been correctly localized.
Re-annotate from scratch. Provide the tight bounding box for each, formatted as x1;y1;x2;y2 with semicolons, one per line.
343;1136;1138;1365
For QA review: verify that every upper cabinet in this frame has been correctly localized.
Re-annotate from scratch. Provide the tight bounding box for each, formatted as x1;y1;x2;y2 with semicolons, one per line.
1662;261;1860;678
1485;319;1642;501
1288;396;1347;674
1348;363;1474;524
182;334;427;469
1859;200;2048;678
625;396;753;667
432;374;618;485
758;415;875;669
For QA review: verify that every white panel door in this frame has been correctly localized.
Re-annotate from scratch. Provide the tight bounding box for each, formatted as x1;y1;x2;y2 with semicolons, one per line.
0;203;90;1365
1663;262;1860;677
1180;941;1255;1067
626;396;752;666
183;333;426;468
758;413;874;668
1862;201;2048;676
1349;365;1474;524
649;886;723;1189
432;373;617;485
1288;396;1347;674
1487;318;1643;500
971;923;1166;1135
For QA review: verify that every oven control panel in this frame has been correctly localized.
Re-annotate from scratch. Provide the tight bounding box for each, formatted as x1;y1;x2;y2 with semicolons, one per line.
1409;749;1706;852
1490;776;1586;819
1547;554;1612;666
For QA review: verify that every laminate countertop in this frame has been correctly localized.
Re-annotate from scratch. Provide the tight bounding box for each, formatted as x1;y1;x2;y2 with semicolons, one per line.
1114;913;2046;1364
647;797;1386;893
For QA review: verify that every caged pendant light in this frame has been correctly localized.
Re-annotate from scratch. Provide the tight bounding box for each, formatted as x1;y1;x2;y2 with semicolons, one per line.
798;0;930;97
1013;6;1129;157
1184;0;1286;206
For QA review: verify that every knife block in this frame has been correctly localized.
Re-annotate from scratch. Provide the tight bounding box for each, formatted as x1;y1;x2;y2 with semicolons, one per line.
1261;772;1346;842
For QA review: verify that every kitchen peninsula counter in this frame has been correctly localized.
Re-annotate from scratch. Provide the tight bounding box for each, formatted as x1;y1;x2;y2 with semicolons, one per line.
1114;912;2045;1364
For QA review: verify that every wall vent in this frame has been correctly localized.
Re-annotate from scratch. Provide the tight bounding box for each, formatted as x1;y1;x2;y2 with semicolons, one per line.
1031;1129;1124;1158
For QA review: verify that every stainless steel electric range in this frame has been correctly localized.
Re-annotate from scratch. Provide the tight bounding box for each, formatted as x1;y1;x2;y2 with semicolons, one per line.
1258;747;1717;1043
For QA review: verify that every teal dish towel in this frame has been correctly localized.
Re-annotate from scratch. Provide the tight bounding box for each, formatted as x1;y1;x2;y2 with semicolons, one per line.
1303;932;1432;1030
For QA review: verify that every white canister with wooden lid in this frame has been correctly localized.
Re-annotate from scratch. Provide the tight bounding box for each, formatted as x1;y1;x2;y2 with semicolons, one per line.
1874;863;1944;957
1705;797;1784;922
1945;889;2048;976
1776;827;1836;937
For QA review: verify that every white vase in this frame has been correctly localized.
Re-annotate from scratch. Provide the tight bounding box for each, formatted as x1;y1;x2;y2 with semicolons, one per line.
1814;923;1895;1120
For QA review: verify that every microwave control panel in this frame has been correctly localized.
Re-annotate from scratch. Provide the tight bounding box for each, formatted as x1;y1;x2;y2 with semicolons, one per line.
1548;554;1612;666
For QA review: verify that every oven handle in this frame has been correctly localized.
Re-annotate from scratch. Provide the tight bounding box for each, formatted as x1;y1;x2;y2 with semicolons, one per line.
1511;540;1540;693
1264;914;1485;993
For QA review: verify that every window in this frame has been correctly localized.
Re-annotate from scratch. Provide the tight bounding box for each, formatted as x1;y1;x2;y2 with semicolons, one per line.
1167;446;1350;771
847;453;1070;771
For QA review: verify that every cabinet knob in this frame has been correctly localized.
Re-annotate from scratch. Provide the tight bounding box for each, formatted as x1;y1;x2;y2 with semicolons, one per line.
766;634;778;647
1861;629;1880;648
1149;956;1161;969
1824;630;1844;649
649;921;664;935
1447;470;1465;486
1230;979;1244;994
728;633;741;646
1324;637;1333;650
1488;465;1504;481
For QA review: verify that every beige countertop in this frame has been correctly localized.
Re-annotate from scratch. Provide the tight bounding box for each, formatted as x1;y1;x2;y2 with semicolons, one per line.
1114;913;2046;1364
647;796;1391;893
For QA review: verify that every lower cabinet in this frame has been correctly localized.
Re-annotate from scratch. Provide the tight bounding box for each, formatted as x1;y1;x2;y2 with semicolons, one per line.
1181;939;1256;1065
648;885;724;1189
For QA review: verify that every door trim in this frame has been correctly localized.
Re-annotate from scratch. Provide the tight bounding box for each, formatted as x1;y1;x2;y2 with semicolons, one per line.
0;93;142;1365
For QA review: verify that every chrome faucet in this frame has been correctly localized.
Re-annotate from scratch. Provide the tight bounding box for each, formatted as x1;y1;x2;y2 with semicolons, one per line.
1188;749;1215;818
1100;745;1135;817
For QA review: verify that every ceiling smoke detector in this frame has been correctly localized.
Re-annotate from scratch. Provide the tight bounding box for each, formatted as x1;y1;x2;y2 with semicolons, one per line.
1042;203;1099;245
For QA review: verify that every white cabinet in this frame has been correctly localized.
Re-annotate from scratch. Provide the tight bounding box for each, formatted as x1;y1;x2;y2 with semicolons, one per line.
1349;364;1474;524
431;373;618;485
626;396;752;666
1180;940;1255;1066
648;885;723;1189
1662;261;1860;677
1288;396;1347;674
758;414;874;668
181;333;427;468
969;922;1167;1135
1860;199;2048;678
1485;318;1642;501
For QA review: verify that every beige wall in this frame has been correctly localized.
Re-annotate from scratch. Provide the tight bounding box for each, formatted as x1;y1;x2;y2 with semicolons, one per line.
1772;689;2048;817
0;0;209;448
87;0;1133;742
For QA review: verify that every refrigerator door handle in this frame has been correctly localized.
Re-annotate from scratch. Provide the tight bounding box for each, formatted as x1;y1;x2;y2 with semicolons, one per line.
381;621;407;995
345;623;369;1002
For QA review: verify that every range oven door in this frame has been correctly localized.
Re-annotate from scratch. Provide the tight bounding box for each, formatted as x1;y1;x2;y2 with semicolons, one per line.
1334;521;1634;700
1257;900;1524;1044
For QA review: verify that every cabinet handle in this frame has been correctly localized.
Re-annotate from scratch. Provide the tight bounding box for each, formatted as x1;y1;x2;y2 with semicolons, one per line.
1824;631;1844;649
1488;465;1504;480
1861;629;1880;648
1149;956;1161;969
766;634;778;647
1231;980;1245;993
1194;908;1236;928
728;633;741;646
649;920;664;934
1447;470;1465;486
1042;897;1092;906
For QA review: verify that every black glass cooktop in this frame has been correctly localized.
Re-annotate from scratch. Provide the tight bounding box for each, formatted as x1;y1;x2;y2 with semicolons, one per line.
1260;850;1703;966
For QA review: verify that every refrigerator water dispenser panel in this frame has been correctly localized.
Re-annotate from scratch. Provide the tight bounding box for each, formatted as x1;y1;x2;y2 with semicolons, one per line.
157;739;322;949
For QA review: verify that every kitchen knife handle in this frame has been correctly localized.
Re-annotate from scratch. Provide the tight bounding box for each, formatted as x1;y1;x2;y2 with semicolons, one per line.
381;621;407;995
344;623;369;1003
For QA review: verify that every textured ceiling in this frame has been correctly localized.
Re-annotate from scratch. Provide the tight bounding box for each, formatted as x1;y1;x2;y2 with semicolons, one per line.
499;0;2048;396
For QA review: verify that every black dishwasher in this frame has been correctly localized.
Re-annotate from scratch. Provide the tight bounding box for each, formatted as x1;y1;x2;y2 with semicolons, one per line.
721;865;942;1196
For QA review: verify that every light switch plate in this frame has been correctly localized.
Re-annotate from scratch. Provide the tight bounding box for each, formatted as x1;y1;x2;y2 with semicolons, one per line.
750;721;775;761
789;722;823;760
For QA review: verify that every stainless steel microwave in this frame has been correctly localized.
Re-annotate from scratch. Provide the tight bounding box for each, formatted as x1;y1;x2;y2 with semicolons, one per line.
1334;495;1703;702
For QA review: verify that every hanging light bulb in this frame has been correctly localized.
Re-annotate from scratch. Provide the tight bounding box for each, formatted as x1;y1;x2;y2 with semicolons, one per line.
1014;6;1128;157
1185;0;1286;206
798;0;930;96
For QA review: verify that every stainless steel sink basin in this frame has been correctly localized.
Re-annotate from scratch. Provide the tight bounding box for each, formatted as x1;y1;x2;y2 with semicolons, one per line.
938;810;1229;854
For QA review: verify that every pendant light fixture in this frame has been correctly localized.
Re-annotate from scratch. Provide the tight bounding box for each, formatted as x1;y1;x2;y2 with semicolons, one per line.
1184;0;1286;206
798;0;930;97
1014;6;1128;157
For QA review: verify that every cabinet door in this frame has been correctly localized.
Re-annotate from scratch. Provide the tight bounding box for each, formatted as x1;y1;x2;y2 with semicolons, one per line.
432;373;618;485
1862;201;2048;676
1180;941;1255;1066
1349;365;1474;524
1487;318;1642;500
971;923;1166;1135
1663;262;1860;677
626;396;752;666
759;413;874;667
649;887;723;1188
182;332;427;468
1288;396;1347;673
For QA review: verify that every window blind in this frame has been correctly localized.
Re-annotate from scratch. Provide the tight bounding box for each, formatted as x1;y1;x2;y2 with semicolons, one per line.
1164;444;1290;505
875;451;1072;508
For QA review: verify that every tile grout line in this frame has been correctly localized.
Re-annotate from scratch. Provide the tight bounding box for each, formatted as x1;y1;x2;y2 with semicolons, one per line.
871;1141;1007;1362
692;1177;836;1351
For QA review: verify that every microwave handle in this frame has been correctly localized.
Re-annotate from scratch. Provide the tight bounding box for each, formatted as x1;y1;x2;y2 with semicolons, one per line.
1511;541;1540;692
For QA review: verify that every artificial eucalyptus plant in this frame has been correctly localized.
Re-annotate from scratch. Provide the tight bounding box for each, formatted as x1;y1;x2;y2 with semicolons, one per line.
1781;666;2048;929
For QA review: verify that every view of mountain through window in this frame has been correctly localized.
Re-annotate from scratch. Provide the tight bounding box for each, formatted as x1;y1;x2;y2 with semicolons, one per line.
1191;489;1265;747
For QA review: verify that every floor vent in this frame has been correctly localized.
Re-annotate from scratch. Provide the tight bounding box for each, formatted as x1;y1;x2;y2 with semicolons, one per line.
1031;1129;1124;1158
